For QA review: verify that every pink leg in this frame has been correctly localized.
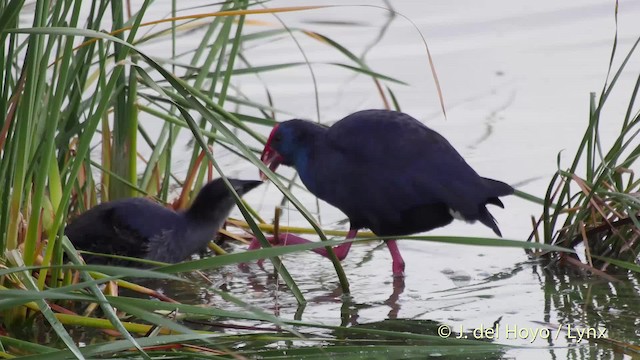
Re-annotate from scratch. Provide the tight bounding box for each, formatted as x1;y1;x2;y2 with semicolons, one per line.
385;240;405;277
246;229;358;261
327;229;357;260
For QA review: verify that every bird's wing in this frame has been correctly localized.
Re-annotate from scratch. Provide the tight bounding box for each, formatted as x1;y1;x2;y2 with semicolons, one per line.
323;110;489;219
143;229;177;263
65;198;181;261
65;202;121;255
108;198;183;256
110;198;178;239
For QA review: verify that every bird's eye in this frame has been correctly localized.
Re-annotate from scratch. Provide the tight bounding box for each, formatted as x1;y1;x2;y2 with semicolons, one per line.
272;133;282;143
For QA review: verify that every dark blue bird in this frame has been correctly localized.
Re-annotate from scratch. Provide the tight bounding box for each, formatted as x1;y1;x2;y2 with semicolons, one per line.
253;109;513;276
65;178;262;266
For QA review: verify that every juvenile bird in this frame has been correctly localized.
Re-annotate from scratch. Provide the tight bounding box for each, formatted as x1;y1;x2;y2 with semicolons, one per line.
66;178;262;266
254;109;513;276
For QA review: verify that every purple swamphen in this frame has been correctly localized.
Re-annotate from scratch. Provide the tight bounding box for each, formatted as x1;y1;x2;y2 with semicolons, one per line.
254;109;513;276
65;178;262;266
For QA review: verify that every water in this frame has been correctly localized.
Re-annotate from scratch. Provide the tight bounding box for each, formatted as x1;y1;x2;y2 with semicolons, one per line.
134;1;640;358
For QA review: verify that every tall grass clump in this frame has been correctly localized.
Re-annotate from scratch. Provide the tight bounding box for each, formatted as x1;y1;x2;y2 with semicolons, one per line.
531;26;640;273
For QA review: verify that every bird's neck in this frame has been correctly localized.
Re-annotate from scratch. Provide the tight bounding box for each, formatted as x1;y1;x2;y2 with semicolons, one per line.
293;142;321;193
293;125;325;182
185;196;234;225
163;212;223;262
173;198;234;258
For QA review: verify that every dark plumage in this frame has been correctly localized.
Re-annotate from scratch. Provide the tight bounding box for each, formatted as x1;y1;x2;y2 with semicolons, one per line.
65;178;262;266
255;109;513;276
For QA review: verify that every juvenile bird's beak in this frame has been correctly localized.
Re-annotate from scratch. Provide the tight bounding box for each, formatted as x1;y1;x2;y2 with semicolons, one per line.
234;180;263;194
260;146;283;181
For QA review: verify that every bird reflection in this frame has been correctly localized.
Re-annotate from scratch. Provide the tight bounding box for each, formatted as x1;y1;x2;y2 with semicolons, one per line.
384;276;405;320
235;259;407;326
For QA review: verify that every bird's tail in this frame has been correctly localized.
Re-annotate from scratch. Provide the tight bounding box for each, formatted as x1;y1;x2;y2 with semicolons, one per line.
478;178;513;237
482;177;514;197
478;207;502;237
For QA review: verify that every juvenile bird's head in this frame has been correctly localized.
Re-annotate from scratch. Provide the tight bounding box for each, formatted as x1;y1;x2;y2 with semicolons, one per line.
260;120;326;180
187;178;262;221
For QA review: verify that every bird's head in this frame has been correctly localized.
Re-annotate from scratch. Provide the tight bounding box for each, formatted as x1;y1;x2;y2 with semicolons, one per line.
260;120;326;180
200;178;262;200
188;178;262;220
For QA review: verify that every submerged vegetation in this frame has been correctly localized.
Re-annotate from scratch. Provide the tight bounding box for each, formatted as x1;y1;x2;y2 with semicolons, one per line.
0;0;638;358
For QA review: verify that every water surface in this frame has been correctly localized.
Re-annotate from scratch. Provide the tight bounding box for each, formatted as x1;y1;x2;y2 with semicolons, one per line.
136;1;640;358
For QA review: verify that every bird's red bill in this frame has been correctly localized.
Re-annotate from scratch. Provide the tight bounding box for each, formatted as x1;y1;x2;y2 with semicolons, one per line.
260;150;283;180
260;124;283;180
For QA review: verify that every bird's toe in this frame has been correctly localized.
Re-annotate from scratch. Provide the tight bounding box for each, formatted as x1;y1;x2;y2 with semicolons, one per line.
392;260;406;277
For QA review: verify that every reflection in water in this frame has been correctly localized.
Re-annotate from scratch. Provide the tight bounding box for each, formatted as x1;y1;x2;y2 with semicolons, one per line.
339;294;357;327
112;253;640;359
233;240;410;323
334;276;406;327
536;264;640;359
235;264;403;326
384;276;405;320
